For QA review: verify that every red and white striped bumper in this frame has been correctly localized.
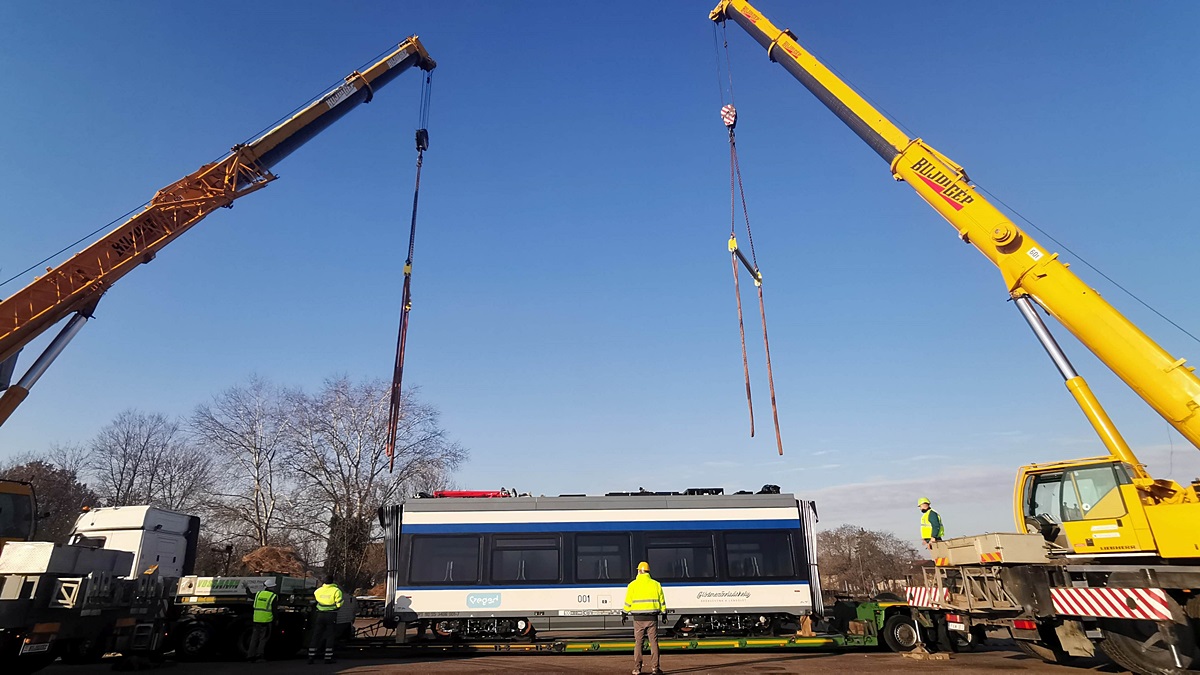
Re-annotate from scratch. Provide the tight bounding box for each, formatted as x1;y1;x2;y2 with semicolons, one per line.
905;586;950;608
1050;587;1172;621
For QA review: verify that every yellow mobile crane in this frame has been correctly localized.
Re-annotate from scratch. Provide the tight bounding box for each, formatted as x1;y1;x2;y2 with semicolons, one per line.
709;1;1200;558
713;2;1200;672
0;37;435;428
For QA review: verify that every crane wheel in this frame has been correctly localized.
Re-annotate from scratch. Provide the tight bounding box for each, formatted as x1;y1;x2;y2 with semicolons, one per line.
1100;616;1196;675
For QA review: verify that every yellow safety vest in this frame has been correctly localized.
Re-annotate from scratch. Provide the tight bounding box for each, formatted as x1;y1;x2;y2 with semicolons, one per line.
252;589;277;623
623;574;666;615
314;584;343;611
920;509;945;539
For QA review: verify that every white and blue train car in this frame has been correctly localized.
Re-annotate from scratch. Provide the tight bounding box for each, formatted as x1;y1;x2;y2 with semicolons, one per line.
379;488;824;639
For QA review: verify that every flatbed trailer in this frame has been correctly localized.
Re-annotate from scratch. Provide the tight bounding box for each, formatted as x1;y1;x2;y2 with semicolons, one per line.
346;599;911;655
351;632;882;654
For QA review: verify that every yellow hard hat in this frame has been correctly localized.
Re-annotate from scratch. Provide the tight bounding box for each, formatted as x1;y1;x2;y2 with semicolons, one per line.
637;561;650;573
917;497;931;506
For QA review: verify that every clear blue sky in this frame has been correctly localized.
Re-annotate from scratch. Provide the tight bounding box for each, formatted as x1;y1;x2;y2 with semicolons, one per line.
2;1;1198;539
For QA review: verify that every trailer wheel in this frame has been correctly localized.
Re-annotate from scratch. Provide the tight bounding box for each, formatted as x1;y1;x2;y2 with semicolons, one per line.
882;614;919;652
174;621;214;661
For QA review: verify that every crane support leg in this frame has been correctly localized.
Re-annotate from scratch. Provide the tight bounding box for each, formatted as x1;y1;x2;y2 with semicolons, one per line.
1013;296;1146;478
0;308;94;426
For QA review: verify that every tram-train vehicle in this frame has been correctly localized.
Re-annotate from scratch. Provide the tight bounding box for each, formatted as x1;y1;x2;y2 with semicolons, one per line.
378;486;823;640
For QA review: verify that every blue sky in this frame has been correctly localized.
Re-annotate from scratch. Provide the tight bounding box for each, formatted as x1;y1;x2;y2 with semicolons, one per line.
2;1;1198;540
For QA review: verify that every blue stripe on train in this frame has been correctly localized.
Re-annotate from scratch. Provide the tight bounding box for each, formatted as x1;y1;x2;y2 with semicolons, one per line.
403;519;799;534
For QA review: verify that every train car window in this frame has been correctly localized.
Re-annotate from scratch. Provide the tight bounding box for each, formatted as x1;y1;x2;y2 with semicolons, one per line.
491;536;560;583
409;536;480;585
645;533;716;580
725;531;795;578
576;534;631;581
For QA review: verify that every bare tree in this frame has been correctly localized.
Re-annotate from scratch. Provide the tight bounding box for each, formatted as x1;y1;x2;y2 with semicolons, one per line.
46;443;91;476
191;376;289;547
283;377;466;589
817;524;922;598
86;410;211;511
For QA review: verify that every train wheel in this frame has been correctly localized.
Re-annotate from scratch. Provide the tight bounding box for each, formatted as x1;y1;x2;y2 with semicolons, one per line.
434;620;460;639
881;614;919;652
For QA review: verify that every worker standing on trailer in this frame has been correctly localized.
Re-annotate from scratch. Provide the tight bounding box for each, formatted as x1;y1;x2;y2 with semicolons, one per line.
623;561;666;675
918;497;945;551
308;576;343;664
247;578;277;662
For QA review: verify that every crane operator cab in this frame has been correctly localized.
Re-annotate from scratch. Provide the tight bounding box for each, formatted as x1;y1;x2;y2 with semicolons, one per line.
0;480;36;545
1017;458;1168;557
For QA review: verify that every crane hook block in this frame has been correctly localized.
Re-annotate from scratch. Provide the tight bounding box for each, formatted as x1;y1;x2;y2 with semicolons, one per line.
415;128;429;152
721;104;737;129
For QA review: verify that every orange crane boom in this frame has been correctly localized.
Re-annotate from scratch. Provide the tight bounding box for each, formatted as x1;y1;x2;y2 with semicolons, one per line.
0;37;435;426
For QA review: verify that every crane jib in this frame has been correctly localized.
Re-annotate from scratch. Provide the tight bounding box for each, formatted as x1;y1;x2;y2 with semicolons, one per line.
252;49;427;171
0;36;435;428
715;5;901;163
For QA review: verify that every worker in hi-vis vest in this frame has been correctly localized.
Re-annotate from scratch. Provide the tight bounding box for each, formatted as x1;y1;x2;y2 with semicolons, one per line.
308;576;343;664
918;497;945;551
623;561;666;675
246;578;276;662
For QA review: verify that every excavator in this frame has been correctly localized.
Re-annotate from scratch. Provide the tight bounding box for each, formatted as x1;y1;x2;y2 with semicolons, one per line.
0;37;436;428
712;2;1200;672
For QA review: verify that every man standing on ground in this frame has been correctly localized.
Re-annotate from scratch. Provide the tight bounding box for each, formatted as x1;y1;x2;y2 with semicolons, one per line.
918;497;945;552
247;578;276;663
308;576;343;664
623;561;666;675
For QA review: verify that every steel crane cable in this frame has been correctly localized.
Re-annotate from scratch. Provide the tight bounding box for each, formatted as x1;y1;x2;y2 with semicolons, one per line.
977;186;1200;347
715;23;755;439
386;71;433;472
715;27;784;456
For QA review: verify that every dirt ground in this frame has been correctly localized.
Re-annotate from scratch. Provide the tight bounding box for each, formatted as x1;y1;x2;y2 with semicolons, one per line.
43;639;1124;674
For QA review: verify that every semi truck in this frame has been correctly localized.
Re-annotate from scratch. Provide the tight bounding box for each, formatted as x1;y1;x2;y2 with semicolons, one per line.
710;2;1200;673
0;504;317;673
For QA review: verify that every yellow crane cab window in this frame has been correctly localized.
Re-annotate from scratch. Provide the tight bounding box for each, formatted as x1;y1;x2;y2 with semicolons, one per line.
1066;464;1129;521
1025;463;1130;524
1025;472;1064;525
0;491;34;540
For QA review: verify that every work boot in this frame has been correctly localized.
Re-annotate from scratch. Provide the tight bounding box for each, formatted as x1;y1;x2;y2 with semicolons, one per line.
325;658;336;664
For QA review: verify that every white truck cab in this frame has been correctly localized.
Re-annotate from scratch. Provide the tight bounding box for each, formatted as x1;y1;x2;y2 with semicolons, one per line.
70;506;199;578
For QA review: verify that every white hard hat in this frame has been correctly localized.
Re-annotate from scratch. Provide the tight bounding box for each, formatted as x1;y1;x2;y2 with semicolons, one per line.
263;578;276;588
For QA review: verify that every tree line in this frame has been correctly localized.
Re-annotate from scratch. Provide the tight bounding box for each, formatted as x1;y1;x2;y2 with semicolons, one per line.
0;375;466;591
816;524;924;599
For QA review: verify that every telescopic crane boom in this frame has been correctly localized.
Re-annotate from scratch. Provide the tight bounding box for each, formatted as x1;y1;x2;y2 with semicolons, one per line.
712;1;1200;559
710;1;1200;465
0;37;436;426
